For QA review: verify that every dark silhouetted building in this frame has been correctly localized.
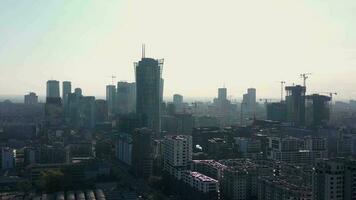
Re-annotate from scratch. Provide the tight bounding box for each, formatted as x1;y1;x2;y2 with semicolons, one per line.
135;55;163;136
106;85;116;118
132;128;153;179
95;99;108;123
285;85;306;126
62;81;72;108
45;97;63;127
267;102;287;122
117;81;136;114
306;94;331;127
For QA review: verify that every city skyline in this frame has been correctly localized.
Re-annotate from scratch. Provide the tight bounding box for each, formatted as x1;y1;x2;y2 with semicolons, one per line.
1;0;356;100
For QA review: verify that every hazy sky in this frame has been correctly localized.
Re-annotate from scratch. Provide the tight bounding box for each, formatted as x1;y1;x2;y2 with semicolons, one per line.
1;0;356;100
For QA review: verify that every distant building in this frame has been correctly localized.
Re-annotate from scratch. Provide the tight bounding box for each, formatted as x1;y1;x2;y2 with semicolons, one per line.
116;81;136;114
62;81;72;108
218;88;227;101
45;97;63;127
173;94;184;113
79;96;96;128
46;80;60;98
306;94;331;127
135;55;163;136
95;99;108;123
24;92;38;105
131;128;153;179
173;94;183;105
285;85;306;126
242;88;257;116
266;102;287;122
74;88;82;96
106;85;116;119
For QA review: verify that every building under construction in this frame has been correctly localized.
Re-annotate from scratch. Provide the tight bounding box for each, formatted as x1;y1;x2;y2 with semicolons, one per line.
285;85;306;126
306;94;331;127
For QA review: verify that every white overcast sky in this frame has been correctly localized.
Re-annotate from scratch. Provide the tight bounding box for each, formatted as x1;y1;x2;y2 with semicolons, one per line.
1;0;356;100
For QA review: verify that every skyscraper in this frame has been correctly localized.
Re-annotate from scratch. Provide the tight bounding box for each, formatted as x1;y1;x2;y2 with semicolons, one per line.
46;80;60;98
62;81;72;107
135;51;163;135
218;88;227;101
106;85;116;118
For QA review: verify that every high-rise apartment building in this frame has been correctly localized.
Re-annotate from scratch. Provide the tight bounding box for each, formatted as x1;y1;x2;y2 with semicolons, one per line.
106;85;116;118
46;80;60;98
24;92;38;105
285;85;306;126
62;81;72;107
313;158;356;200
117;81;136;114
163;135;193;179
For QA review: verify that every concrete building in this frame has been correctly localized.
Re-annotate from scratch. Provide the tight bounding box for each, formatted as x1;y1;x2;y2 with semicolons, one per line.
258;176;312;200
116;133;132;166
235;137;262;158
191;160;227;181
266;102;287;122
135;55;163;136
182;171;219;194
132;128;153;179
62;81;72;108
285;85;306;126
268;136;327;164
313;158;356;200
173;94;184;113
24;92;38;105
45;97;63;127
305;94;331;127
46;80;60;98
163;135;192;179
94;99;108;123
218;88;227;101
106;85;116;119
116;81;136;114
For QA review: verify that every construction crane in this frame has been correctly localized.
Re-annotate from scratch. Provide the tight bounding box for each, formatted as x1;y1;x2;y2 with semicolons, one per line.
108;75;116;85
280;81;286;101
300;73;312;88
320;92;338;99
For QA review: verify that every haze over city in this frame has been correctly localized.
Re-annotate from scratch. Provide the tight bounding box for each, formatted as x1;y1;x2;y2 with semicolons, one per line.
1;0;356;100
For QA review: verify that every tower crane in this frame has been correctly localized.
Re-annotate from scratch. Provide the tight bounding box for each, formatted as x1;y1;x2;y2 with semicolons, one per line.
280;81;286;101
300;73;312;88
108;75;116;85
320;92;338;99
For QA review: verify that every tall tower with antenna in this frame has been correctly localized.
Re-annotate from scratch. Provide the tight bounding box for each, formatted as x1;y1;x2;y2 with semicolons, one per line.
135;45;164;136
